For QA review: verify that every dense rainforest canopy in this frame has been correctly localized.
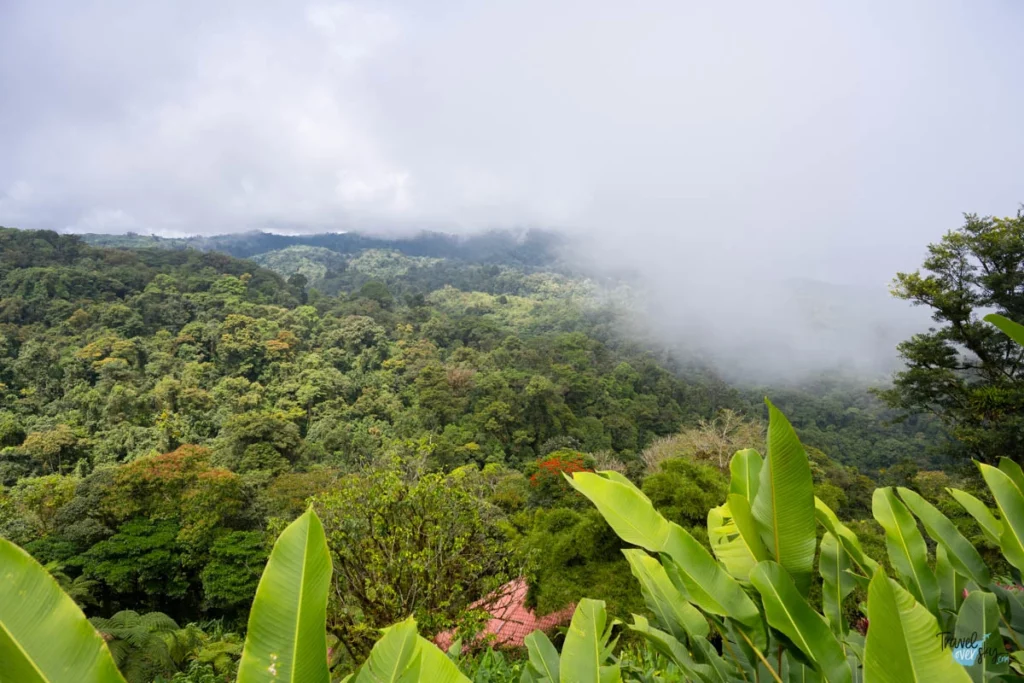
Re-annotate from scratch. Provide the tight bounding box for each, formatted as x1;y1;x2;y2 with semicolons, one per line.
0;223;991;681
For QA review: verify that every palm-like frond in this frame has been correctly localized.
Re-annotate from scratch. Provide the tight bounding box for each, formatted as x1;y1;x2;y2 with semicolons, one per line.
90;610;181;683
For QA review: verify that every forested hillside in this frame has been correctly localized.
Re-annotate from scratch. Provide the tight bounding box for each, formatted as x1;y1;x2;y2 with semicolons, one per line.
0;225;959;680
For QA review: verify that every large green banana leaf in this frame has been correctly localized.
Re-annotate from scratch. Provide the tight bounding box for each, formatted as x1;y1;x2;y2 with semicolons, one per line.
622;549;709;640
955;591;1005;683
410;635;470;683
729;449;763;501
237;508;332;683
751;399;817;594
568;471;670;549
814;498;879;577
660;524;765;645
559;599;620;683
707;494;769;582
350;616;469;683
872;488;939;615
352;618;418;683
0;537;126;683
935;545;967;626
749;561;851;683
523;630;560;682
896;487;990;586
819;533;856;634
985;313;1024;347
978;463;1024;573
947;488;1002;546
598;470;652;502
998;457;1024;494
570;471;763;641
863;572;971;683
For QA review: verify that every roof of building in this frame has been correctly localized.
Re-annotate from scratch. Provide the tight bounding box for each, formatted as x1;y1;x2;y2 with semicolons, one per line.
433;578;576;650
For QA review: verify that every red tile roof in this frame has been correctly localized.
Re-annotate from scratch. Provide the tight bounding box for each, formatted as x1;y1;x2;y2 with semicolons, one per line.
433;578;576;650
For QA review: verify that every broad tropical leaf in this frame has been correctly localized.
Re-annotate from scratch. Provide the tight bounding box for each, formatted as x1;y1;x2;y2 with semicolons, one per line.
568;472;670;550
814;498;879;577
353;617;469;683
354;618;418;683
955;591;1005;683
623;549;709;640
571;471;763;641
749;561;851;683
863;571;971;683
237;508;332;683
559;599;620;683
412;635;471;683
751;399;817;593
897;487;990;586
523;631;560;682
707;494;769;582
598;470;651;503
819;533;856;634
935;545;966;625
947;488;1002;546
998;457;1024;495
872;488;939;614
0;537;126;683
729;449;763;501
660;524;765;645
985;313;1024;347
978;463;1024;573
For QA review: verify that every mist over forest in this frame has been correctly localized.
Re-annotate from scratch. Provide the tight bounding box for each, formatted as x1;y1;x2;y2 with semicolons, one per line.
2;1;1024;681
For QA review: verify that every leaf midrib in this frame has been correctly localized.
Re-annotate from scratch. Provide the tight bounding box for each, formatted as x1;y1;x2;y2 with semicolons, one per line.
761;580;813;657
289;519;311;683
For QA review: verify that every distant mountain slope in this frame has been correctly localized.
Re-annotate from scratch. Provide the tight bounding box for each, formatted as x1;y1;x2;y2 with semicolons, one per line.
251;245;593;299
80;228;565;267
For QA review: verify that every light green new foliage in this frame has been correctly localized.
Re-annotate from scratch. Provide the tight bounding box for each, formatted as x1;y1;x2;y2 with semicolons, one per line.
237;508;332;683
707;495;769;583
871;488;938;615
751;399;817;594
749;561;851;683
946;488;1002;546
863;572;971;683
955;591;1005;683
977;463;1024;573
0;537;126;683
896;487;990;587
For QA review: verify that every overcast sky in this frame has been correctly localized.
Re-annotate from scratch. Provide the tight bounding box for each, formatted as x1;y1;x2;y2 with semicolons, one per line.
1;0;1022;292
